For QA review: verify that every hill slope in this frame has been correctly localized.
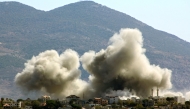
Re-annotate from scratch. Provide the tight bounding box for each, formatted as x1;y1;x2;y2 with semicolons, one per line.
0;1;190;98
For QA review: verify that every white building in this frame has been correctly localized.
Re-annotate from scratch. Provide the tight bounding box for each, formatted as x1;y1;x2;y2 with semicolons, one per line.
2;100;22;109
106;96;119;104
175;96;185;104
157;97;167;104
18;101;22;108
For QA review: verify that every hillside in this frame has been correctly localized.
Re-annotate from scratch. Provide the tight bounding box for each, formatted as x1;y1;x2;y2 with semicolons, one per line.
0;1;190;98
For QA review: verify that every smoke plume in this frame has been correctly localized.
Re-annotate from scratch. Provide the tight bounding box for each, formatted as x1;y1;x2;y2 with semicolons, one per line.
15;28;172;99
15;49;87;98
81;28;172;98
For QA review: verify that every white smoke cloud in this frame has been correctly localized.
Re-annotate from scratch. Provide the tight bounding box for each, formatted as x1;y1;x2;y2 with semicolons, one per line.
81;28;172;98
161;91;184;97
15;49;88;98
15;28;173;99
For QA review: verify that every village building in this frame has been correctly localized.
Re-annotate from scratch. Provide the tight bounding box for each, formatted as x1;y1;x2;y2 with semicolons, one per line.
41;95;51;102
94;97;108;105
66;95;80;103
105;96;119;104
1;98;21;109
175;96;185;104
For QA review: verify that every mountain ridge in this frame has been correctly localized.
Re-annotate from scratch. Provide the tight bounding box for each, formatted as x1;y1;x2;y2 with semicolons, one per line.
0;1;190;98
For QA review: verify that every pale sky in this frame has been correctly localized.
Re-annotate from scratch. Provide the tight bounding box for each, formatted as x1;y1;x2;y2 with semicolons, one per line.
1;0;190;42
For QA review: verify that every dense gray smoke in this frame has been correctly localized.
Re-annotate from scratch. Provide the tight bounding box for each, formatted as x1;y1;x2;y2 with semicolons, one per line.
81;28;172;98
15;49;87;98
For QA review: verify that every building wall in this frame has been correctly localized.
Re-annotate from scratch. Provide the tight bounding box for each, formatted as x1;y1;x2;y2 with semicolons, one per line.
157;97;167;103
101;99;108;105
175;96;185;104
3;100;22;109
106;96;119;104
18;101;22;108
66;95;80;103
94;98;101;104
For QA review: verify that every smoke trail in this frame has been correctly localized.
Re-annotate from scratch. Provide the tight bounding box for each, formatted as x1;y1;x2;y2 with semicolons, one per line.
81;28;172;98
15;49;87;98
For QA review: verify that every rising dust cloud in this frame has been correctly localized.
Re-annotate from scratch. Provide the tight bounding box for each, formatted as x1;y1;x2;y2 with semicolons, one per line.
15;28;172;99
15;49;87;98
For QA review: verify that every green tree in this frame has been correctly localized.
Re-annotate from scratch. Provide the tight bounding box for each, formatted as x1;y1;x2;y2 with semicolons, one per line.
166;97;175;107
123;100;134;106
45;100;56;109
69;99;81;109
186;101;190;105
0;103;2;108
17;99;23;102
71;104;82;109
0;98;4;106
186;101;190;109
186;105;190;109
37;98;43;103
55;100;62;108
117;100;123;107
142;99;148;107
129;101;137;107
24;101;31;106
31;100;41;109
166;97;174;102
136;104;145;109
95;105;101;109
88;99;93;103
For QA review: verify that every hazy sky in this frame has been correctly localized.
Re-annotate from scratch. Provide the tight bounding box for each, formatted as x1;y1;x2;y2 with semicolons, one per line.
1;0;190;42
